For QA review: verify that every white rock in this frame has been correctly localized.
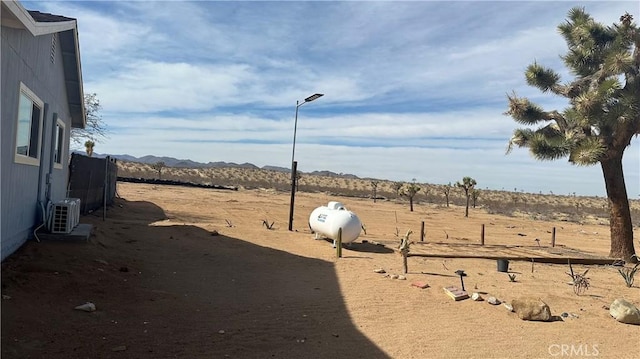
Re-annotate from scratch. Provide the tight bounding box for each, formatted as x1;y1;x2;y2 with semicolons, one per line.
74;302;96;312
487;297;501;305
373;268;386;274
609;298;640;325
471;292;483;301
397;275;406;280
504;303;514;312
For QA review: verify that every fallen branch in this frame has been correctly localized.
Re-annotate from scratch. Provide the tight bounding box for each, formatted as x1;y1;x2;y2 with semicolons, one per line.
262;219;275;230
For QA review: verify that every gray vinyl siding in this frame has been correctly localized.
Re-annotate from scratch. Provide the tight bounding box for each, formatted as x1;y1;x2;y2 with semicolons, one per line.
1;25;75;261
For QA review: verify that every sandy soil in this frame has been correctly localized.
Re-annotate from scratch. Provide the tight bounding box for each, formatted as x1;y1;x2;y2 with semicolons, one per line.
2;182;639;358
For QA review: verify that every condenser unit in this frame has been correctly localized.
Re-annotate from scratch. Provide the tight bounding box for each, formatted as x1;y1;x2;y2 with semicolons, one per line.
47;198;81;234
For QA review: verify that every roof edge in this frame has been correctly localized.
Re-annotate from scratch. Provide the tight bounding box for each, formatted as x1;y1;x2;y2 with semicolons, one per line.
3;0;76;35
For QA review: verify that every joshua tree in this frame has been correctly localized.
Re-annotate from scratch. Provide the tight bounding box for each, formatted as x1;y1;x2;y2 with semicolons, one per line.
84;140;94;157
401;179;421;212
471;189;480;208
371;180;379;203
422;186;431;203
505;8;639;261
392;181;403;197
295;170;302;192
456;176;476;217
151;161;166;180
442;182;452;207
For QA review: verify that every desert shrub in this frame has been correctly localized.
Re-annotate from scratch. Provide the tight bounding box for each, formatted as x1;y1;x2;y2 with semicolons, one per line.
115;160;640;224
617;261;639;287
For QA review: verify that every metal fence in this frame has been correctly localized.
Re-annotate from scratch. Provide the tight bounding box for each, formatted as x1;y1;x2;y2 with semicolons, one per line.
67;153;118;215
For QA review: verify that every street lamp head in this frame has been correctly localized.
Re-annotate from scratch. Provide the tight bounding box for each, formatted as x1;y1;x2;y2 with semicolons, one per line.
304;93;324;103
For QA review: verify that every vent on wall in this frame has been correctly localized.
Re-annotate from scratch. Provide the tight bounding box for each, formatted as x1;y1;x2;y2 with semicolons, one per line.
47;198;80;234
50;34;56;64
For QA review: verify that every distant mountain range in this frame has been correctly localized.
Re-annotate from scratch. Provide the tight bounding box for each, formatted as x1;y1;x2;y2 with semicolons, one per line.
85;152;360;179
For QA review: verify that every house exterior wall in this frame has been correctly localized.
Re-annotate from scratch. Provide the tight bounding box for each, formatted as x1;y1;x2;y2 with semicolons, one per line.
1;25;74;261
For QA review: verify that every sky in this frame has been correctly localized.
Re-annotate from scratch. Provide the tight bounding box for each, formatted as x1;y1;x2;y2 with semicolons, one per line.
25;0;640;197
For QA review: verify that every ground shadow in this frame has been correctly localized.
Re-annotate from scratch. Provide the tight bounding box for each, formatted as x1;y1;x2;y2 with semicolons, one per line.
316;238;395;254
1;197;389;358
344;241;395;254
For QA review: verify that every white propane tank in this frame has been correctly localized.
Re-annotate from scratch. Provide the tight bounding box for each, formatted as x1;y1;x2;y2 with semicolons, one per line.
309;201;362;244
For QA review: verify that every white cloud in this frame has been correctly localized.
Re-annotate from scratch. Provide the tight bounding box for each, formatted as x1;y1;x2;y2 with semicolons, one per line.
88;61;257;112
30;0;639;196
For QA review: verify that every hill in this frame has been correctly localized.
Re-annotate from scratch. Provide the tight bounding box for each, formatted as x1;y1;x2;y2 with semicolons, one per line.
97;153;354;177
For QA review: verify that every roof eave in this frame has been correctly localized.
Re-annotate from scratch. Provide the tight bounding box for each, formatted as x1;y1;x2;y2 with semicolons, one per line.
2;0;76;35
61;27;86;129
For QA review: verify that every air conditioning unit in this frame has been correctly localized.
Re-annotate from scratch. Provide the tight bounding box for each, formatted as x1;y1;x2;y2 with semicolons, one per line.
47;198;81;234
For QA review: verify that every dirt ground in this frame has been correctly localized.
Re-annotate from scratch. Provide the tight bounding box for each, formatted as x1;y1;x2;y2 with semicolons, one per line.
2;182;639;359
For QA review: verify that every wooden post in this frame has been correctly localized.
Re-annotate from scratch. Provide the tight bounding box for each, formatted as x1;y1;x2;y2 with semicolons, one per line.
480;224;485;246
420;221;425;242
336;228;342;258
551;227;556;247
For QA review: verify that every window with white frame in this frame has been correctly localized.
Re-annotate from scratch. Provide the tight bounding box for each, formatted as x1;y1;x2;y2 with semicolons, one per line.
54;118;65;168
15;83;44;166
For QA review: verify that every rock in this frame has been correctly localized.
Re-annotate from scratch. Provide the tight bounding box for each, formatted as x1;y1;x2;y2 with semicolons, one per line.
373;268;386;274
504;303;513;312
487;297;501;305
471;292;483;301
2;295;11;300
511;297;552;322
74;302;96;312
609;298;640;325
560;311;580;319
411;281;429;289
397;275;406;280
111;346;127;352
390;274;399;279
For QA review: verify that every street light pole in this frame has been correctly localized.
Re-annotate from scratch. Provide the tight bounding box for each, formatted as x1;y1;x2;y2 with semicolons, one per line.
288;93;324;231
291;100;301;166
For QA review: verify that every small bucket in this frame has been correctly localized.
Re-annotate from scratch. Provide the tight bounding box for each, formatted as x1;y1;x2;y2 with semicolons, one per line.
497;259;509;273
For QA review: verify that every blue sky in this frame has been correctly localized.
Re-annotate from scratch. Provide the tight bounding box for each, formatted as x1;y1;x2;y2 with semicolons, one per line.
27;0;640;196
